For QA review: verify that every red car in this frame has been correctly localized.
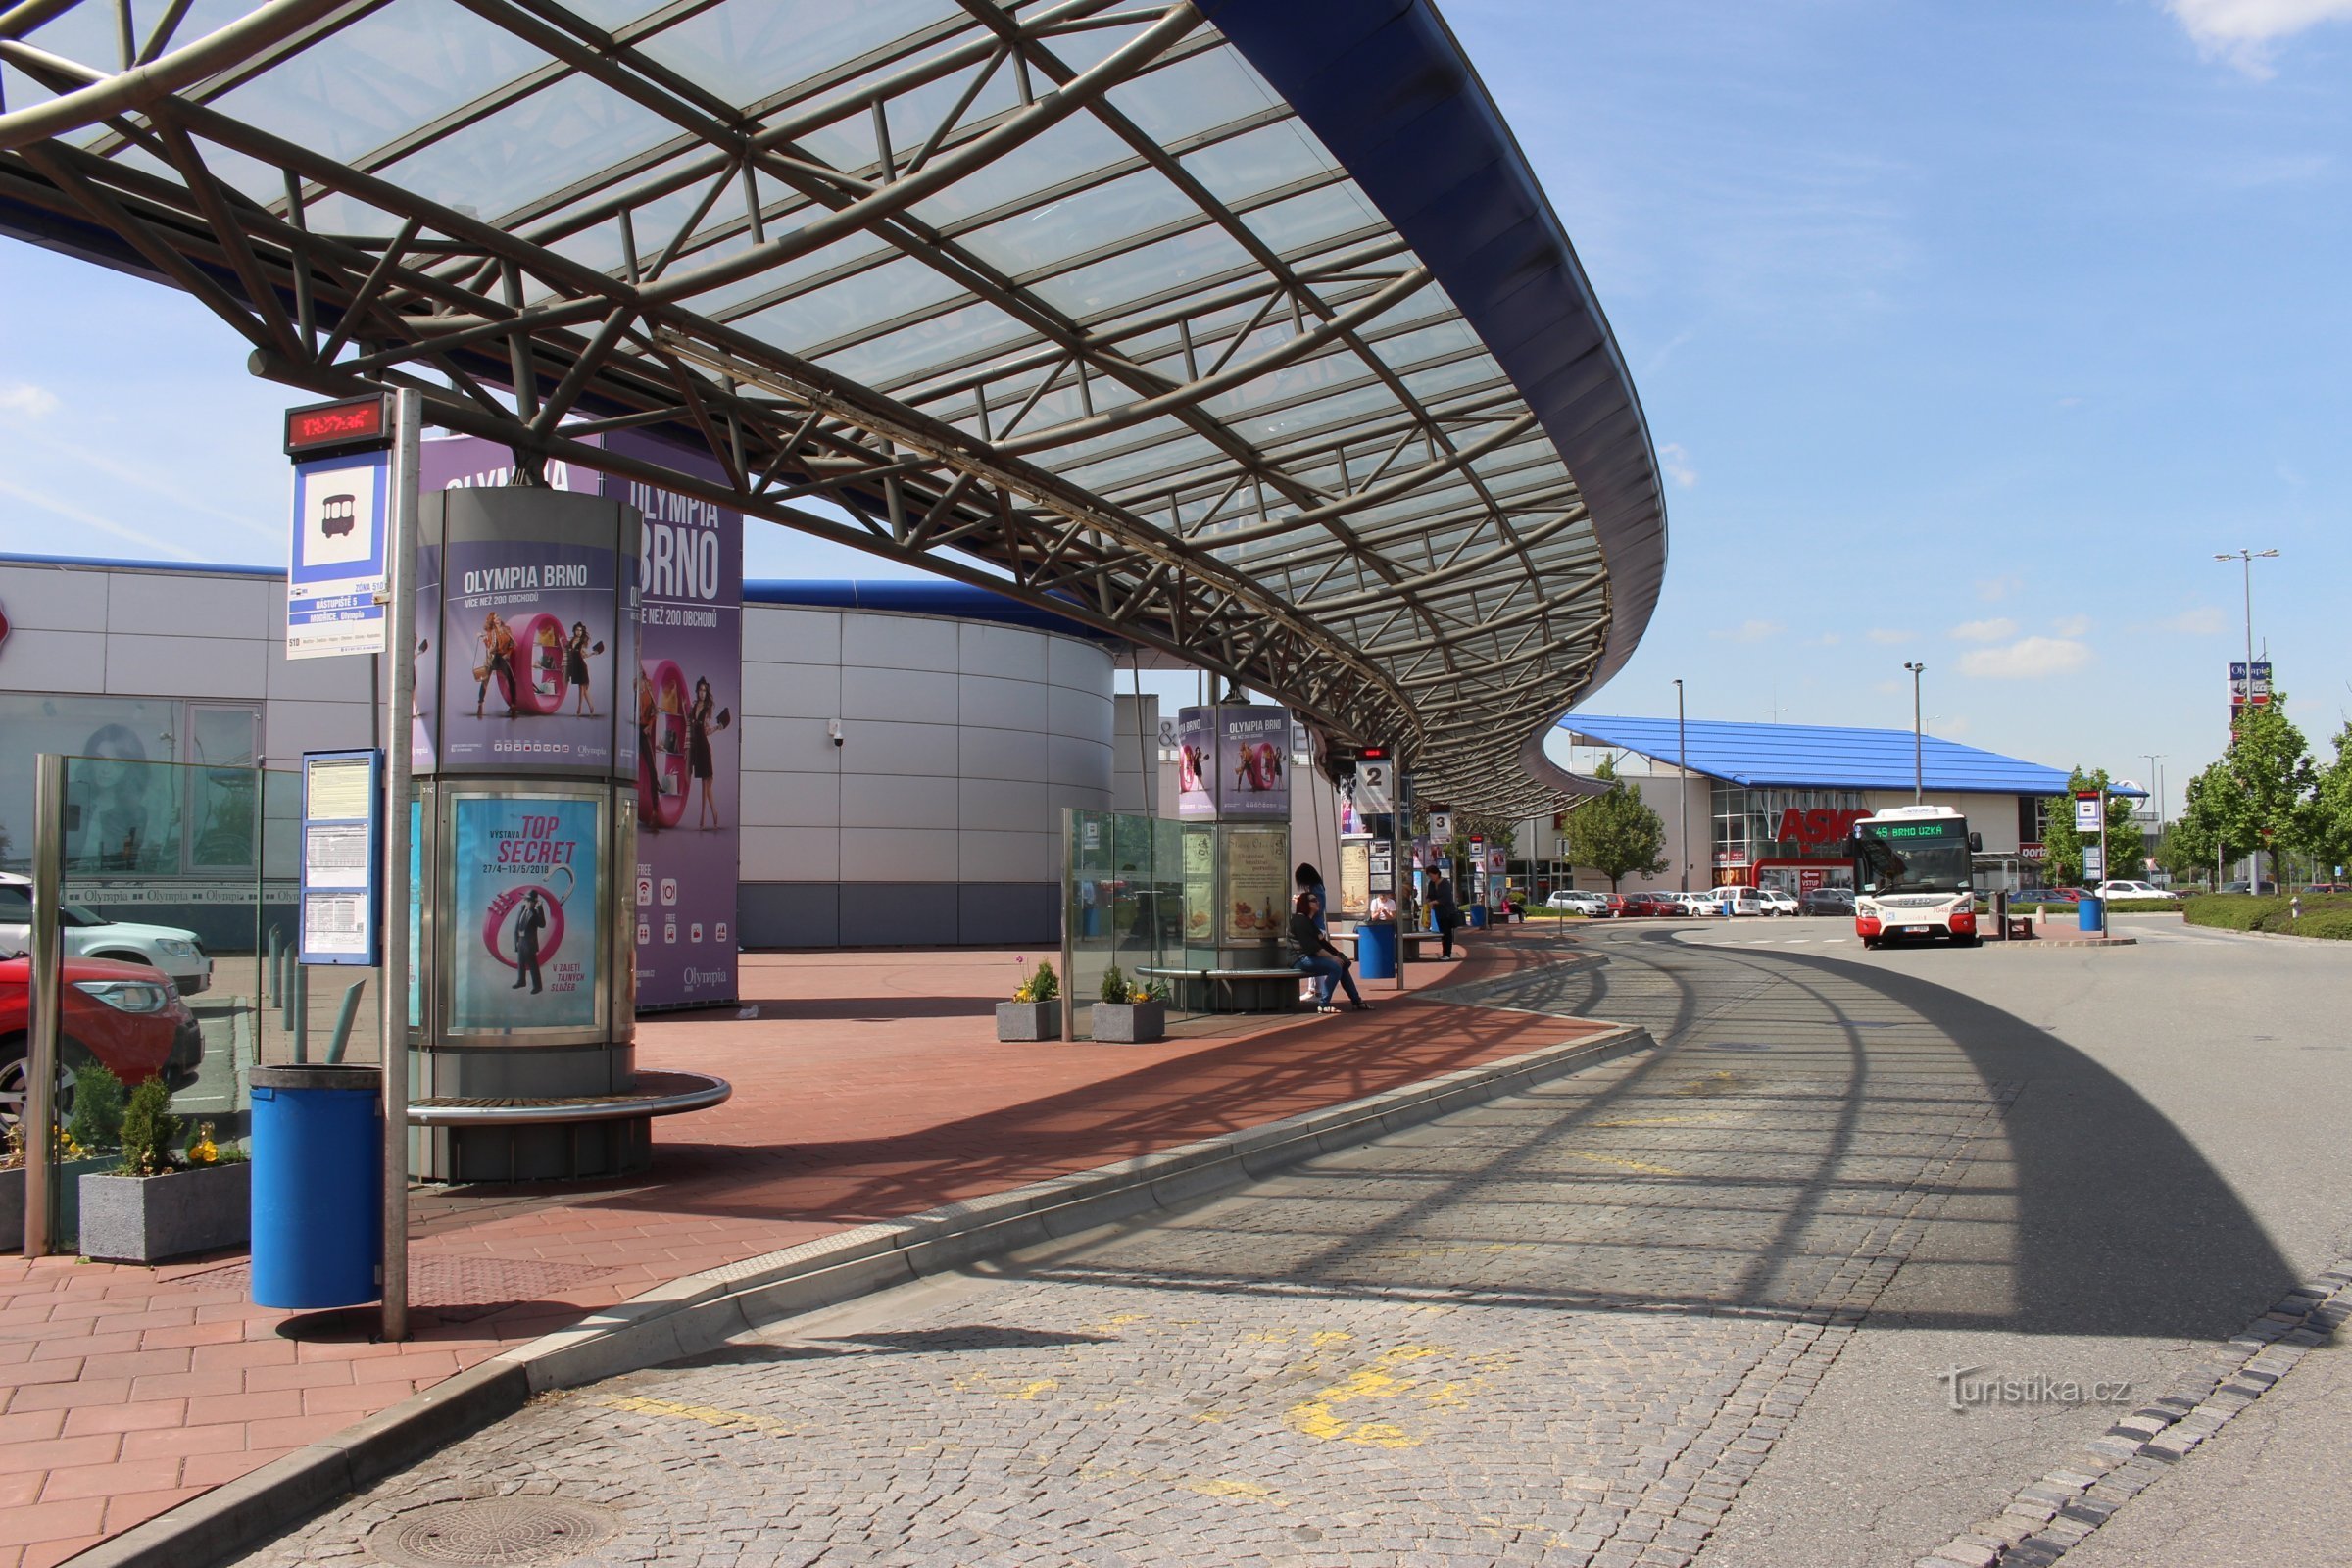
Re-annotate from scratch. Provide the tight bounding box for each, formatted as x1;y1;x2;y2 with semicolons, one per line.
0;954;203;1129
1621;892;1689;917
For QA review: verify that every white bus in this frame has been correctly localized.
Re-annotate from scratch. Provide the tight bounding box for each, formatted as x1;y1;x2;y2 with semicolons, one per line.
1850;805;1982;949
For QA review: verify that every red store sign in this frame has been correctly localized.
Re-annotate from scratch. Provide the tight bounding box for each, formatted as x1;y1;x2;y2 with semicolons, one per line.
1774;808;1867;851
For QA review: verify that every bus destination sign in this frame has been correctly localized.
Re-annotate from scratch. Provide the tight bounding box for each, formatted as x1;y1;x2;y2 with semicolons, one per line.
1872;820;1962;841
284;395;390;456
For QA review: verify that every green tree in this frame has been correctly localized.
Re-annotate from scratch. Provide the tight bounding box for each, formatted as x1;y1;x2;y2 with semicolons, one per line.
2310;721;2352;878
2151;821;2213;888
2175;703;2320;888
1563;757;1668;892
2037;767;2146;884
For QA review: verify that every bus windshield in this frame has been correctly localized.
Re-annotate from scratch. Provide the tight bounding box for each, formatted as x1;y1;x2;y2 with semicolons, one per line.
1855;826;1972;895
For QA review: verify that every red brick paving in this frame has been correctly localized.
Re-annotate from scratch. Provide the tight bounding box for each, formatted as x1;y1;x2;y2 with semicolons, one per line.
0;931;1592;1564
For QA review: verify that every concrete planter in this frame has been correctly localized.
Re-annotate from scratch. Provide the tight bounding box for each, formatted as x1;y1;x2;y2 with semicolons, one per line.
995;1001;1061;1042
0;1155;116;1251
77;1162;251;1263
1090;1001;1166;1045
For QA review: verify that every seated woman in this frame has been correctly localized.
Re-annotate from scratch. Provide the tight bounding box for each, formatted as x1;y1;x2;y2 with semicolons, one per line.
1289;892;1369;1013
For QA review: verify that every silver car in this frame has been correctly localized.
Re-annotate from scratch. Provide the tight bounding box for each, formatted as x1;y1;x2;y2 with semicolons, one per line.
0;873;213;996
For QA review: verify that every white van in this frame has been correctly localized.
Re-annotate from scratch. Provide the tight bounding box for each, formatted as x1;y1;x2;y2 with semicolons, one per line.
1711;886;1768;917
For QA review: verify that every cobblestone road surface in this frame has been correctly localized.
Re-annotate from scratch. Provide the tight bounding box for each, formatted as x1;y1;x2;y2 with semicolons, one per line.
247;932;2028;1568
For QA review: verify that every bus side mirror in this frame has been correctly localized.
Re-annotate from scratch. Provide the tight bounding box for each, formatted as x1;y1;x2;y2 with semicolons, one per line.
1841;838;1860;858
1969;833;1984;852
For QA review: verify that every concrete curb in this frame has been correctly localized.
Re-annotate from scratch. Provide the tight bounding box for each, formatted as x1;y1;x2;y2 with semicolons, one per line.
75;1020;1652;1568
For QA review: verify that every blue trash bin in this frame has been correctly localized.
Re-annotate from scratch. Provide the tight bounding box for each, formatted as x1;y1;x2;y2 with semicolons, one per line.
1467;904;1488;929
2077;896;2104;934
1357;921;1398;980
250;1064;382;1309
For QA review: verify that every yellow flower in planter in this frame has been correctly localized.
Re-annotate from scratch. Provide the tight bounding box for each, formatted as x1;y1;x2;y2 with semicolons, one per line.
187;1123;220;1166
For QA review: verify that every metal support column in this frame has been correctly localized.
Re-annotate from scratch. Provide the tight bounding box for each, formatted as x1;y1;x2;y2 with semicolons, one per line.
23;754;65;1257
379;389;420;1342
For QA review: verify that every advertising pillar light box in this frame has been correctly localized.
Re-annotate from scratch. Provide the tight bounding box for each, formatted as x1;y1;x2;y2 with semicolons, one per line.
449;794;601;1033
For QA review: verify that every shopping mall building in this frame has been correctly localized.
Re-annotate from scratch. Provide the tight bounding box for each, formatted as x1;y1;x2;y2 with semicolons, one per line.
1519;714;2116;898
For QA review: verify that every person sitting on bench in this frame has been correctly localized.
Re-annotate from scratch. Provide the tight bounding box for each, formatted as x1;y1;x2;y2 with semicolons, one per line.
1290;892;1369;1013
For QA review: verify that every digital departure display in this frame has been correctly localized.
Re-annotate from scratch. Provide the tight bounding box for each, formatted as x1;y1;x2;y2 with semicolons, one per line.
284;396;390;455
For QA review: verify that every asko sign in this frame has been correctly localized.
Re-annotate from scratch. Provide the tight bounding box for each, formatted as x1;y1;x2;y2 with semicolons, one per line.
1775;808;1867;850
284;395;391;456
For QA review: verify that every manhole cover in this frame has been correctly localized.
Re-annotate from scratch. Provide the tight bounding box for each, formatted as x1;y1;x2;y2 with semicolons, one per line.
368;1499;617;1567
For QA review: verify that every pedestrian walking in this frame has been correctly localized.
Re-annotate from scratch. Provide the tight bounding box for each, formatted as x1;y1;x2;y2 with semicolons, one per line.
1430;873;1462;958
1290;892;1367;1013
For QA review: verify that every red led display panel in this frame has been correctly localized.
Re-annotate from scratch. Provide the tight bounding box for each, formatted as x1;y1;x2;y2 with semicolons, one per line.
284;395;389;455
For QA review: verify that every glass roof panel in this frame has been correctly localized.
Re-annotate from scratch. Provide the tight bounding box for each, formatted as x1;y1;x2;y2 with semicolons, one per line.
816;298;1032;384
378;73;684;218
1402;358;1505;402
958;167;1200;276
1101;44;1284;145
1241;182;1384;257
208;0;553;172
728;253;970;354
631;0;960;112
1026;224;1255;318
908;111;1134;228
1178;120;1335;207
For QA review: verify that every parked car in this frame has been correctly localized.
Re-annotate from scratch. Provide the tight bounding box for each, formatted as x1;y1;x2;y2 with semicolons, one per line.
2301;883;2351;895
2014;887;2082;904
1621;892;1688;917
2219;881;2280;896
1545;890;1608;914
1799;886;1855;916
1757;889;1800;917
0;874;213;996
1706;886;1770;917
0;952;204;1130
2092;880;2179;903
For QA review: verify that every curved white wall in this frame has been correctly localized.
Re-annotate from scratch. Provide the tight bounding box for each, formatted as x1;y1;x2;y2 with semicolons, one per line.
736;604;1114;947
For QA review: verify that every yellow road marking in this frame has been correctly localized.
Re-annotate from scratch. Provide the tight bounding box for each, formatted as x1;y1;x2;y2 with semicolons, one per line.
601;1395;797;1435
1284;1346;1442;1447
1563;1150;1686;1176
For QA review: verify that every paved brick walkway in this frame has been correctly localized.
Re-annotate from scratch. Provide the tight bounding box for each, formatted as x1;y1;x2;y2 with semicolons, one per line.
0;934;1592;1567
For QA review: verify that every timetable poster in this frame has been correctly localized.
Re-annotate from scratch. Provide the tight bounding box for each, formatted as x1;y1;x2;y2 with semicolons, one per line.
449;795;600;1033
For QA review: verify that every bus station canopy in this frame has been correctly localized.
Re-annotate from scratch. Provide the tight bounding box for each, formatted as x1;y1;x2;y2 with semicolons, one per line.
0;0;1666;814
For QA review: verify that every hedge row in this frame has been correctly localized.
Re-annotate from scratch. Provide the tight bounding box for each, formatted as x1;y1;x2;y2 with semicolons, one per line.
2183;892;2352;938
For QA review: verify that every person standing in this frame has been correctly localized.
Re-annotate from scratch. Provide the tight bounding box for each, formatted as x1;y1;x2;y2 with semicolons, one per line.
566;622;597;715
689;676;720;828
475;612;517;718
1290;892;1367;1013
1430;872;1463;958
512;889;548;994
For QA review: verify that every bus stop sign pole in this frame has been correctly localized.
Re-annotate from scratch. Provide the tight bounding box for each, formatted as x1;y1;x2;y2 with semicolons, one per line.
379;390;419;1342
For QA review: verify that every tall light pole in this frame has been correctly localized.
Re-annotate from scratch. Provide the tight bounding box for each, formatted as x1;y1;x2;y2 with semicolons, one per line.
1903;662;1926;804
2143;753;2166;828
1673;678;1690;893
2216;549;2278;885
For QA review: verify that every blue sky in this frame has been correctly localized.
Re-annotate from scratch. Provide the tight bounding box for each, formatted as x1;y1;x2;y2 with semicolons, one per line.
3;0;2349;806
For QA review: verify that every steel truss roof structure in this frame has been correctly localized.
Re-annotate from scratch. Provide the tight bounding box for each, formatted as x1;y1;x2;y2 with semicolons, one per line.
0;0;1665;813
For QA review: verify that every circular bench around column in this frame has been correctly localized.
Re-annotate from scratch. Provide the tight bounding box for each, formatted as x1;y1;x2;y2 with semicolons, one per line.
406;1070;731;1184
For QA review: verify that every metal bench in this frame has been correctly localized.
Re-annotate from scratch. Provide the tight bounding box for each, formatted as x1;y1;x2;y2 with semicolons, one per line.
1135;965;1302;1013
405;1070;732;1183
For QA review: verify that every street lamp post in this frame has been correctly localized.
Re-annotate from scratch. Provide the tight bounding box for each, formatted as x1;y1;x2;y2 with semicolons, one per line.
1673;678;1689;893
2215;549;2279;885
1903;662;1926;804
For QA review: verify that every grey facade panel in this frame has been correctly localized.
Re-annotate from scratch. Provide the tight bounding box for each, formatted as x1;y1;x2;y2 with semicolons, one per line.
737;882;840;950
841;883;956;948
959;883;1058;947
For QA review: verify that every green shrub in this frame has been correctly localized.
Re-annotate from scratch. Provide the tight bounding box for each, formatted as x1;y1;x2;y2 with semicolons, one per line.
116;1076;181;1178
1012;959;1059;1004
2285;910;2352;940
2185;892;2352;935
1099;964;1130;1004
67;1061;127;1151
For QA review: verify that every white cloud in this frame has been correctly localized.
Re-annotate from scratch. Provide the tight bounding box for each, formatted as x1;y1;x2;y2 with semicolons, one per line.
1658;441;1697;489
1975;574;2025;602
1936;715;1973;737
2160;606;2228;634
1865;628;1913;646
1711;618;1784;644
1803;632;1842;648
2056;395;2085;408
2166;0;2352;75
0;382;60;418
1949;617;2019;642
2049;613;2094;637
1958;636;2093;678
1871;679;1903;696
0;475;203;561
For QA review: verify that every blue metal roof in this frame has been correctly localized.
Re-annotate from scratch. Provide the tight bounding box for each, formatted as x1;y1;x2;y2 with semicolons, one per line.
1560;714;2142;799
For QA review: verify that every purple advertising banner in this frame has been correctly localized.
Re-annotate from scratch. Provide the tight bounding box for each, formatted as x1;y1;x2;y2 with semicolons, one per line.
437;538;620;770
1215;707;1292;820
1175;707;1215;820
612;430;742;1011
418;433;741;1010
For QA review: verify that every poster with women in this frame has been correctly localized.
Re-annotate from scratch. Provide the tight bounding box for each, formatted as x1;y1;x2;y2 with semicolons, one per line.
448;794;601;1033
436;537;620;770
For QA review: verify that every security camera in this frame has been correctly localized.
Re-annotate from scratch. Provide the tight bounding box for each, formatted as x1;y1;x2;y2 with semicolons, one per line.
827;717;844;748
